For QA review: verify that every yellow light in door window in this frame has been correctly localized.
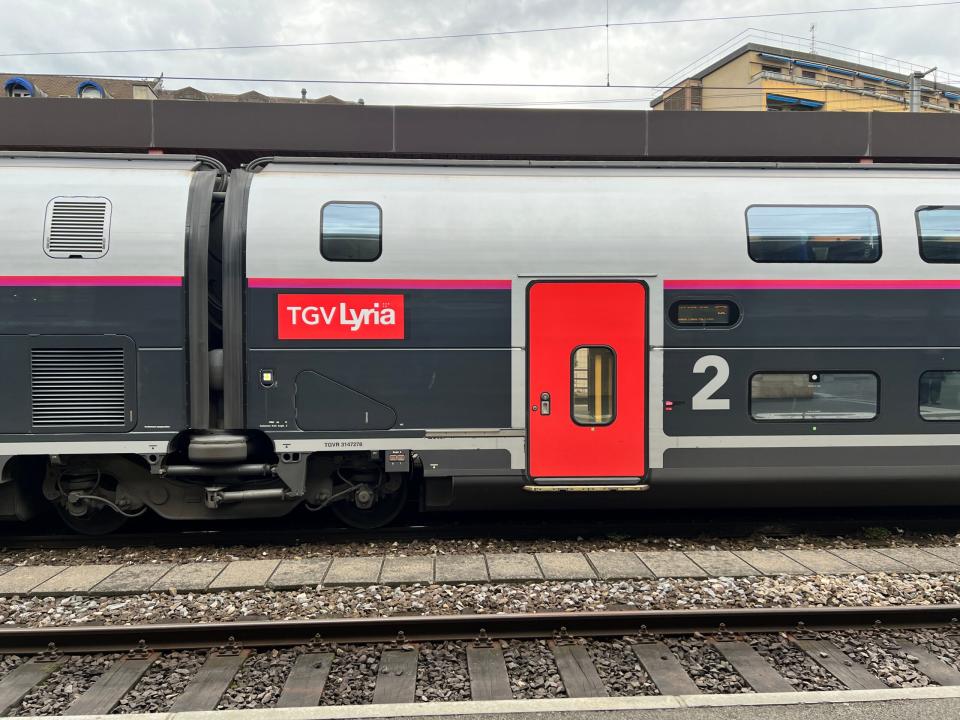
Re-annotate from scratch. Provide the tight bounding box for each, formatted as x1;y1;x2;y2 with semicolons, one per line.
571;346;615;426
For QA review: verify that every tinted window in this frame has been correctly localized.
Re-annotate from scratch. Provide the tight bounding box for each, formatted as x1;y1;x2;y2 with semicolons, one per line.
571;346;615;425
747;206;880;263
321;202;381;261
920;371;960;420
669;301;739;327
917;207;960;263
751;372;877;421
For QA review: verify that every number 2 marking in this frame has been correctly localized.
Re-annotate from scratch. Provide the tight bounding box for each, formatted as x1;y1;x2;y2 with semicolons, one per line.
692;355;730;410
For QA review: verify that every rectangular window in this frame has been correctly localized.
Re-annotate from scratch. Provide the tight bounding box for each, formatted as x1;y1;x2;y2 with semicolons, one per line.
751;372;878;421
761;65;782;74
321;202;382;262
920;371;960;421
747;205;880;263
801;70;817;79
571;346;615;425
917;206;960;262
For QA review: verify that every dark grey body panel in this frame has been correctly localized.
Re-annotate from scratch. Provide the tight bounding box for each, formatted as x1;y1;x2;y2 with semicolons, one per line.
663;347;960;436
246;288;511;349
0;285;188;438
0;286;184;346
242;282;512;434
425;472;960;511
665;290;960;347
138;349;188;432
0;334;187;437
246;349;511;432
417;449;513;477
663;446;960;468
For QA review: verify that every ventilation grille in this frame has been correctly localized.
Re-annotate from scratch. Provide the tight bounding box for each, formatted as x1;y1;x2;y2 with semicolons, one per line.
44;197;111;258
31;348;126;428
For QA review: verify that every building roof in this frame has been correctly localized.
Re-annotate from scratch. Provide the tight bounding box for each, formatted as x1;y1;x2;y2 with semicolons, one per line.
0;73;160;99
650;42;960;107
158;86;348;104
0;73;348;104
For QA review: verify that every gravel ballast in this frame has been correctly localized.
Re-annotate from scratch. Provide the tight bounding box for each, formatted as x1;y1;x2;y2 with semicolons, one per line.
320;644;379;706
0;574;958;627
16;653;122;716
115;650;206;714
503;639;566;699
1;531;958;566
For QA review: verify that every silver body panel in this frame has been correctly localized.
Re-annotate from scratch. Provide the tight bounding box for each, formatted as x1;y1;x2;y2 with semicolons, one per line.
246;163;960;470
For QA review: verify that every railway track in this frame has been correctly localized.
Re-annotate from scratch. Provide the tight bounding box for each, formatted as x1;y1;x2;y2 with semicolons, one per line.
0;605;959;715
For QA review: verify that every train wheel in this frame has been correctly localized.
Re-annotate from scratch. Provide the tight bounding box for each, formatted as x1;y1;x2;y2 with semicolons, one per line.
330;472;408;529
55;502;128;535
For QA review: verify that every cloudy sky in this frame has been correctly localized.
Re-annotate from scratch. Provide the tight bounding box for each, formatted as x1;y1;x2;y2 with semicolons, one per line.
1;0;958;107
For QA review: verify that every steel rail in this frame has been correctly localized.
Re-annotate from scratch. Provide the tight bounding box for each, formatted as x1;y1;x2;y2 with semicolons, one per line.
4;605;959;654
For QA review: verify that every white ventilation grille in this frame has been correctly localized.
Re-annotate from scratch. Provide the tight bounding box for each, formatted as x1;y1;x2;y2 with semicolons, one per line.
31;348;127;428
44;197;111;259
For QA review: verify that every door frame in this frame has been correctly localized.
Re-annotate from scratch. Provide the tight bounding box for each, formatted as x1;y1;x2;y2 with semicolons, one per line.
524;278;650;480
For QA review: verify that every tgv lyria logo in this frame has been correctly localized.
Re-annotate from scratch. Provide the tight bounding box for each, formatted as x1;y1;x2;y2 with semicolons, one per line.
277;293;405;340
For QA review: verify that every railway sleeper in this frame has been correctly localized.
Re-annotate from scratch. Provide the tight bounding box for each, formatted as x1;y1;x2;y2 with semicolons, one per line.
2;627;960;712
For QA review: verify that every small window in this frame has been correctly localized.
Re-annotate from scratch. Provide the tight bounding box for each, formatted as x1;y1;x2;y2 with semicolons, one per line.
571;346;615;425
669;301;740;327
801;70;817;79
761;65;782;74
917;206;960;262
4;77;34;98
321;202;382;262
920;371;960;421
751;372;878;421
747;205;880;263
77;80;105;99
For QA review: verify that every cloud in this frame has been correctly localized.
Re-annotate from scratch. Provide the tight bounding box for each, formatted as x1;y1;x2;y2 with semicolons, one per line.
0;0;956;108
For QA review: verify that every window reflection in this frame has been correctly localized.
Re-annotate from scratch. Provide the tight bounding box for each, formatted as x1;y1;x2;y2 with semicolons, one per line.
751;372;877;420
747;206;880;263
920;371;960;421
321;202;382;261
918;207;960;263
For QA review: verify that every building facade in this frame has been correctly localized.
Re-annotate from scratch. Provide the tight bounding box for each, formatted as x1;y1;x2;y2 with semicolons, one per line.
651;43;960;113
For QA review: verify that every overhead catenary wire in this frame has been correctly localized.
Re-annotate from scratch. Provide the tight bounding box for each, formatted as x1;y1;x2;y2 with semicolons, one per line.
0;0;957;58
29;72;953;93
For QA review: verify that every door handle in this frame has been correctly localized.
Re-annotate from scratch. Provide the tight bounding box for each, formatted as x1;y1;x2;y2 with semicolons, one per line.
539;391;551;416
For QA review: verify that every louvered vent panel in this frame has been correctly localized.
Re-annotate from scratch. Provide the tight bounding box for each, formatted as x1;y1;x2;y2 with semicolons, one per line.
31;348;126;428
44;198;111;258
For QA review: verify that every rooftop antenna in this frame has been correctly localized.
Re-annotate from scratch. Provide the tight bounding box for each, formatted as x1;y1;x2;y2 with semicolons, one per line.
809;23;816;54
605;0;611;87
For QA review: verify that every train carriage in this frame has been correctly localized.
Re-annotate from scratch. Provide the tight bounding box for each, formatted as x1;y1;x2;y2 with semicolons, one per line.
218;158;960;526
5;152;960;531
0;152;222;532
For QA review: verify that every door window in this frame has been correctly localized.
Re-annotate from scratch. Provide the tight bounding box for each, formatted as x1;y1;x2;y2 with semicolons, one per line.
571;346;615;425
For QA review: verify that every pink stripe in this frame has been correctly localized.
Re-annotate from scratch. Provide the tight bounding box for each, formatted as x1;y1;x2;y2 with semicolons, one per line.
665;279;960;290
248;278;511;290
0;275;182;287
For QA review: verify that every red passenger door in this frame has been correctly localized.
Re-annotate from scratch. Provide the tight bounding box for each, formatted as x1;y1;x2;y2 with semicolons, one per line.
527;281;647;480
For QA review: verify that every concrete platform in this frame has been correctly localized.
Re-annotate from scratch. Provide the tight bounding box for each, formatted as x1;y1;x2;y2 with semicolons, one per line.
0;546;957;597
42;685;960;720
